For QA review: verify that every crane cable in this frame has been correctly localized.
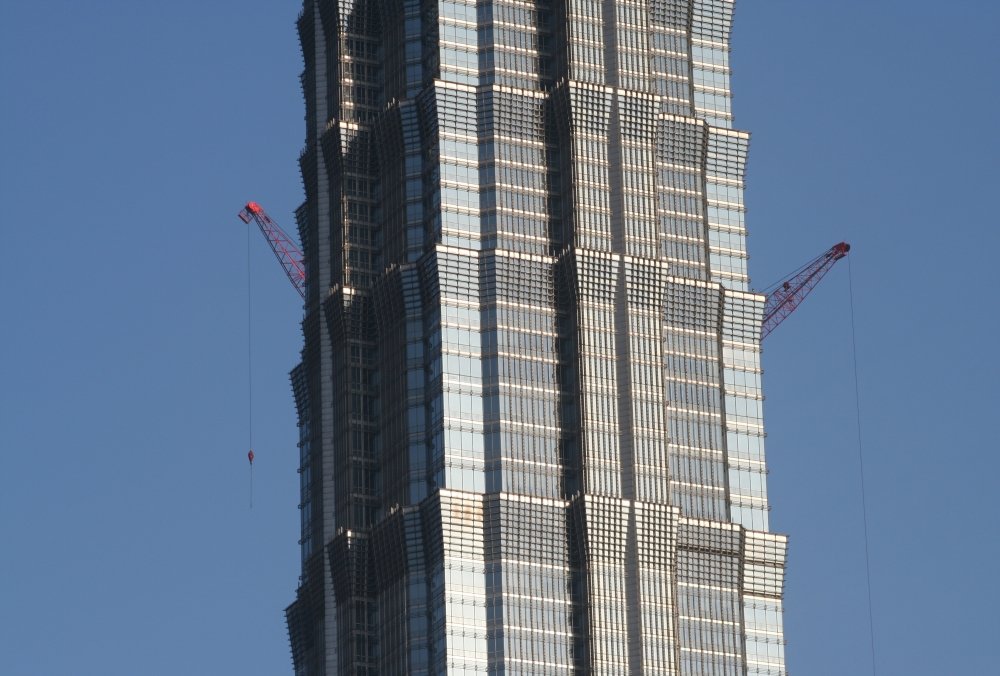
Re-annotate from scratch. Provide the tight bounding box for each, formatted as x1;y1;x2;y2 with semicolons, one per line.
848;255;876;674
247;222;254;510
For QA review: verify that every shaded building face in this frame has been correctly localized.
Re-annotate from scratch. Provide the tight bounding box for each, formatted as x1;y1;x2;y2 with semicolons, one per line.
286;0;787;674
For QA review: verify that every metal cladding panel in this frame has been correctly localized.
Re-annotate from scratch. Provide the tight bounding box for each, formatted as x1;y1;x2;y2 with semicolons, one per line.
569;495;684;674
371;506;432;675
676;518;746;674
285;595;312;675
743;531;789;599
483;494;573;673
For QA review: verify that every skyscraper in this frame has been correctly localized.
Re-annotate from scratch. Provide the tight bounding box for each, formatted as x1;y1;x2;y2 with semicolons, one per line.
286;0;787;674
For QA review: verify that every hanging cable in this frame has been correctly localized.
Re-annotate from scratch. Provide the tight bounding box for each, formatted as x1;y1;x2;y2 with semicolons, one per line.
247;222;255;510
848;255;876;674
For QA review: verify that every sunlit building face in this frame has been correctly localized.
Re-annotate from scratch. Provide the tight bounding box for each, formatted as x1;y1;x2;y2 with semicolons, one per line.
287;0;787;674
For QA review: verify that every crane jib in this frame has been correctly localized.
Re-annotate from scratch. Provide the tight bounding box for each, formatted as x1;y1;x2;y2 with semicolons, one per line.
761;242;850;340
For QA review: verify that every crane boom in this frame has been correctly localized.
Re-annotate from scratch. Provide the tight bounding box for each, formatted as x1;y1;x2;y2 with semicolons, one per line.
761;242;850;340
238;201;306;299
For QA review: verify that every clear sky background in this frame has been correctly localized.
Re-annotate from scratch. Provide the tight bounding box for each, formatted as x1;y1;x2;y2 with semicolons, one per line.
0;1;996;675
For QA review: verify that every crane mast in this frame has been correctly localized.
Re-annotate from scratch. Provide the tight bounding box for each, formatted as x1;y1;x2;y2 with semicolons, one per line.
238;201;306;299
761;241;850;340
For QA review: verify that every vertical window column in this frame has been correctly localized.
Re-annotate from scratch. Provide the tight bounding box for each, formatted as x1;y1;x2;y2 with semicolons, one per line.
705;128;749;290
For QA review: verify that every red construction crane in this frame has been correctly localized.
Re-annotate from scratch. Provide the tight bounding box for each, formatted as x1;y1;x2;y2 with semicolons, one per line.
237;201;306;299
761;241;850;340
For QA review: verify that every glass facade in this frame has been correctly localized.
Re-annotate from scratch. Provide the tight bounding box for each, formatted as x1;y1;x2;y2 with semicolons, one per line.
286;0;787;674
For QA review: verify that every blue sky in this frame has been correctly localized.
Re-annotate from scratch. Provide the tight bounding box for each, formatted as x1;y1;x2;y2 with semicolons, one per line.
1;1;997;674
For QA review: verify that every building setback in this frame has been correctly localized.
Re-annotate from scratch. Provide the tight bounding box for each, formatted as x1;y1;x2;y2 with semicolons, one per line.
285;0;787;674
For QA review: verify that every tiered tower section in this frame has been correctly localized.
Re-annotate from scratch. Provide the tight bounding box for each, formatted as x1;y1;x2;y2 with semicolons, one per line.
287;0;787;674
